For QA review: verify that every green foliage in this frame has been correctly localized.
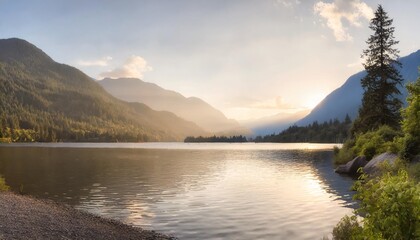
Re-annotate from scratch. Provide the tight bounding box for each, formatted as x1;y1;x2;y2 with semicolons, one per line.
352;5;403;134
256;116;352;143
332;215;362;240
334;139;357;165
185;135;247;143
354;170;420;239
402;72;420;136
332;6;420;239
0;176;9;191
353;126;402;160
335;126;401;164
0;39;204;142
400;71;420;160
400;134;420;161
332;170;420;240
408;162;420;182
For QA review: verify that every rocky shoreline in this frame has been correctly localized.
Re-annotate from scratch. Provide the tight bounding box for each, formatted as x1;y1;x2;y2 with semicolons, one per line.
0;192;175;240
335;152;398;176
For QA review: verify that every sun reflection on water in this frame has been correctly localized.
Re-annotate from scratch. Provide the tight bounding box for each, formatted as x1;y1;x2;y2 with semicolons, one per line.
0;144;355;240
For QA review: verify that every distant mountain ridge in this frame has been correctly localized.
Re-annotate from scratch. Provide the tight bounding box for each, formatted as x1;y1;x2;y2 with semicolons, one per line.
0;38;206;142
241;110;310;136
296;50;420;126
99;78;247;134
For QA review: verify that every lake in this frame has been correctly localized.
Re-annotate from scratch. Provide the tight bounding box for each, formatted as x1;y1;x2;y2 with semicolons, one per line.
0;143;355;239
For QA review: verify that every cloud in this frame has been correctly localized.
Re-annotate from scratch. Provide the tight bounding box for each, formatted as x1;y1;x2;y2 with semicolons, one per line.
275;0;301;8
99;55;153;79
77;56;113;67
314;0;374;41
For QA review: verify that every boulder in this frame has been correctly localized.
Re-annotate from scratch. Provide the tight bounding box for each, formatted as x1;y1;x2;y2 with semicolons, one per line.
363;152;398;175
335;156;367;175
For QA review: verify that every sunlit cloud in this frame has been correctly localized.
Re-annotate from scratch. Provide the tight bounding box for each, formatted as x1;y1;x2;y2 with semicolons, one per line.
77;56;113;67
99;55;153;79
314;0;374;41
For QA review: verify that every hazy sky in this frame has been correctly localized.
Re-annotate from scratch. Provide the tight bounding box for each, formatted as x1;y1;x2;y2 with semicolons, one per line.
1;0;419;121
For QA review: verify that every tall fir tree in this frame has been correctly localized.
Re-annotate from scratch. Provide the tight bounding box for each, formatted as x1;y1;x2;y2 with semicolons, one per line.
352;5;403;134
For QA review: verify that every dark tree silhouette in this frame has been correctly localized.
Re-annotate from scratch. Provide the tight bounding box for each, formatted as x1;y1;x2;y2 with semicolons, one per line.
184;135;247;143
255;116;352;143
352;5;403;134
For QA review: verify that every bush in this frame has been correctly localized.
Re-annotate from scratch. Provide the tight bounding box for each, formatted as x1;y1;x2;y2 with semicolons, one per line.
332;169;420;239
361;142;377;161
0;176;9;191
408;162;420;182
352;170;420;239
334;126;402;165
334;139;356;165
353;125;402;159
400;71;420;160
400;134;420;161
332;215;362;240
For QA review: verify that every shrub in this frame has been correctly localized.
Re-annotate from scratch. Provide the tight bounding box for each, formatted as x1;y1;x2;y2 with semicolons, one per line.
332;215;362;240
400;134;420;161
408;162;420;182
334;139;356;165
400;71;420;160
0;176;9;191
334;126;402;165
352;170;420;239
332;169;420;239
353;125;401;159
361;142;377;161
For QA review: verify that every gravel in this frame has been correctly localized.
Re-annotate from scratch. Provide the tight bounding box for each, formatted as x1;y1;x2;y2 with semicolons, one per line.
0;192;176;240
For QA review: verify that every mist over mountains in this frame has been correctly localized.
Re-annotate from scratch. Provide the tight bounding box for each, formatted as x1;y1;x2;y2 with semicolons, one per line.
0;38;205;142
1;38;419;142
245;50;420;137
99;77;248;135
296;50;420;126
241;110;310;136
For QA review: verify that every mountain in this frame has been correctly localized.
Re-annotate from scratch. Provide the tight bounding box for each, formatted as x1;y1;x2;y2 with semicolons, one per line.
0;38;206;142
296;50;420;126
241;110;310;136
98;78;247;134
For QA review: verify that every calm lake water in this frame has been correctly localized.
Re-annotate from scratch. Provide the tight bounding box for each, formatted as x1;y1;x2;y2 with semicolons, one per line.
0;143;355;239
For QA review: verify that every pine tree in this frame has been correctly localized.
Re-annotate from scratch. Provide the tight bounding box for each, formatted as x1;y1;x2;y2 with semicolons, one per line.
344;114;352;125
353;5;403;134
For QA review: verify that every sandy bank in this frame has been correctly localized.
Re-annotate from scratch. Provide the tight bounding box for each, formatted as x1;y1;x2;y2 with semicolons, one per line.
0;192;175;240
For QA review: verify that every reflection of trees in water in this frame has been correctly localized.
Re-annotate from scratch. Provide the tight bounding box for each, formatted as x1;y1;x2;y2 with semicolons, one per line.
287;150;356;207
0;146;356;228
0;147;225;207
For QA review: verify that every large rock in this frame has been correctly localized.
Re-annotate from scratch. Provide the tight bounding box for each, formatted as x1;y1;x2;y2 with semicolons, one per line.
335;156;368;175
363;152;398;175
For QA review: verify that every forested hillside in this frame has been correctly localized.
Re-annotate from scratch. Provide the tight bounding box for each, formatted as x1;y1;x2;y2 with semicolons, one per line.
255;115;352;143
0;38;205;142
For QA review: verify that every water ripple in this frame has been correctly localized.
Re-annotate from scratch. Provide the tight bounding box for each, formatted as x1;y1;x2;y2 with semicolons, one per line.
0;144;355;240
